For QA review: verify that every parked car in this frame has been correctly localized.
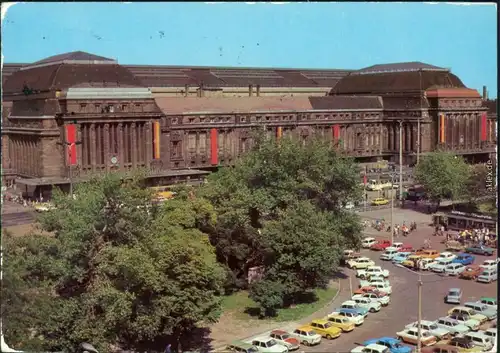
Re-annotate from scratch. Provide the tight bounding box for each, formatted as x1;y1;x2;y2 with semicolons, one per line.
462;331;493;351
325;315;355;332
446;313;480;331
464;244;495;256
351;343;390;353
396;328;437;346
418;258;437;270
405;320;451;340
352;292;390;306
478;327;496;340
464;302;497;321
459;265;484;280
420;250;440;259
476;297;497;311
435;317;470;335
348;257;376;269
371;240;392;251
226;341;260;353
357;266;390;279
444;288;462;304
398;245;413;252
447;306;488;324
307;319;342;339
420;345;459;353
476;268;497;283
359;280;392;294
371;198;389;206
290;326;322;346
451;253;475;266
328;308;365;325
429;258;453;273
342;250;362;265
380;249;399;261
402;255;421;268
444;263;466;276
386;242;404;251
479;259;496;270
435;252;457;262
250;337;289;353
268;330;300;351
362;337;411;353
352;296;382;313
362;238;377;248
447;336;483;352
392;252;411;264
337;301;369;317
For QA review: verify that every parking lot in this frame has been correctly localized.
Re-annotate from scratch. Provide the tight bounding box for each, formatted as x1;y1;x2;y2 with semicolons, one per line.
238;223;497;353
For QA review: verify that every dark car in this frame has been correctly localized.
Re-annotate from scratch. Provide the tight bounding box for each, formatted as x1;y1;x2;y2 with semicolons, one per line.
448;336;477;351
421;344;459;353
464;245;494;256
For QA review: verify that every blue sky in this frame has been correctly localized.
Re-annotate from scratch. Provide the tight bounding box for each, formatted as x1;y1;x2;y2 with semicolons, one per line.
2;2;497;97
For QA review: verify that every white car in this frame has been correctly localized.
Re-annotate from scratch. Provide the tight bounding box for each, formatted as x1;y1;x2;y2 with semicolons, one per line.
352;292;390;306
396;328;437;346
363;281;392;295
339;301;369;317
348;257;375;269
479;327;496;339
444;263;466;276
435;252;457;262
380;249;399;261
429;258;454;273
351;343;389;353
418;258;436;271
362;237;377;248
435;317;470;335
405;320;452;340
476;297;497;311
352;296;382;313
357;266;390;279
328;310;364;326
250;337;288;353
480;259;497;271
386;242;404;251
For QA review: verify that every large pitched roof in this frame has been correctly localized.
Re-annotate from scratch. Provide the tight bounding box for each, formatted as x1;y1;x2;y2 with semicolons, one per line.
31;51;116;65
154;96;383;115
355;61;447;74
3;63;144;94
330;69;465;96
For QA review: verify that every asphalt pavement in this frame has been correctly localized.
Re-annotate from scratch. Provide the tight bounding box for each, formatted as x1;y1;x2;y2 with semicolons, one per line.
238;223;497;353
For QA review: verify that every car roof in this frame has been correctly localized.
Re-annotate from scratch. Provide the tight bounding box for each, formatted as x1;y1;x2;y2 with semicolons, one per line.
311;319;329;324
481;297;496;301
271;329;287;334
449;288;461;291
342;300;357;304
253;337;273;342
377;337;399;343
366;343;389;351
358;257;371;260
296;325;314;331
328;314;347;319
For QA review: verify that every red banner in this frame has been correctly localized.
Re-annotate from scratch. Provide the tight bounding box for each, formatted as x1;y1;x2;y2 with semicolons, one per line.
332;125;340;140
210;128;218;165
481;113;487;141
65;124;77;165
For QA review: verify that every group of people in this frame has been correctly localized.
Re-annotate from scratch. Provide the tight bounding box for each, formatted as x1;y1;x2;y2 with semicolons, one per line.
445;227;496;247
387;221;417;237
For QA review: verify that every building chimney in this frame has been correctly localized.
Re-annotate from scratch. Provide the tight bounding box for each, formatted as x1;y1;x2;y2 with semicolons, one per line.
185;84;189;97
256;85;261;97
483;86;487;100
249;84;253;97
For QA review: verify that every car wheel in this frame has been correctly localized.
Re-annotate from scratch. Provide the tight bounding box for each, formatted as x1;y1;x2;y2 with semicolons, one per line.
370;308;376;313
326;334;332;340
360;275;365;279
302;341;309;346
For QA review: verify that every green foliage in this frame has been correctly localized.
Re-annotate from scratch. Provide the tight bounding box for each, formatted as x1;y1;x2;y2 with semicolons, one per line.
248;280;285;317
2;173;224;352
414;151;470;204
201;134;363;315
465;163;494;201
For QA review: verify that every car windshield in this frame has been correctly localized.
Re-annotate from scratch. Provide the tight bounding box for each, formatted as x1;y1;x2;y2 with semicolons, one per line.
267;339;277;346
422;332;431;337
449;291;460;296
449;321;458;326
429;324;438;330
281;334;290;339
324;322;332;328
248;348;259;353
306;330;316;336
468;310;477;315
480;305;488;311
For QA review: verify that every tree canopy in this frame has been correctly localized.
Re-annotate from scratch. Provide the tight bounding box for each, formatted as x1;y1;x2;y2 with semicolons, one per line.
414;151;470;205
2;174;225;352
200;134;363;315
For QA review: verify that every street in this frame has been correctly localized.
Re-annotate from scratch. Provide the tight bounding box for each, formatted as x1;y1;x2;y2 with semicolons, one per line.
1;200;36;227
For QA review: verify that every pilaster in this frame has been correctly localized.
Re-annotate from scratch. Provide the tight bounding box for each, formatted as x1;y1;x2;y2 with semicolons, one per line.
90;123;96;172
104;123;110;171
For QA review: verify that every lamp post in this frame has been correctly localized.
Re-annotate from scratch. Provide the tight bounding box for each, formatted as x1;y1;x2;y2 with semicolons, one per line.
399;120;403;201
417;69;422;165
389;171;399;244
417;272;423;352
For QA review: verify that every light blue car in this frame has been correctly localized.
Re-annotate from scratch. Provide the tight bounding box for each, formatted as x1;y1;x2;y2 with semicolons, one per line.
392;252;411;264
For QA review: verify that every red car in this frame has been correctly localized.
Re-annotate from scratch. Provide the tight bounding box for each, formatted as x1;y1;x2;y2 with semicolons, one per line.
269;330;300;350
398;245;413;252
370;240;392;251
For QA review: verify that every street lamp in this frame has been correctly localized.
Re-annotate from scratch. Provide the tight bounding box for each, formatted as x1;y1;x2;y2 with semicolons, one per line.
399;120;404;201
389;171;399;245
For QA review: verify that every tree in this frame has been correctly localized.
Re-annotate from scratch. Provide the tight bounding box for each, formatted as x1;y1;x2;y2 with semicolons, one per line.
2;173;225;352
414;151;470;206
465;163;493;201
201;134;363;300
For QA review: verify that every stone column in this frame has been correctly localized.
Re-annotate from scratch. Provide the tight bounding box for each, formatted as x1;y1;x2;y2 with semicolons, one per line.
118;123;124;171
146;121;153;167
131;122;137;168
90;123;96;172
104;123;110;171
76;124;83;169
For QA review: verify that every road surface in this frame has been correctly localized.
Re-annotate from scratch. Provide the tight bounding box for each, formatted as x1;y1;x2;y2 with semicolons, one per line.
2;211;36;227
